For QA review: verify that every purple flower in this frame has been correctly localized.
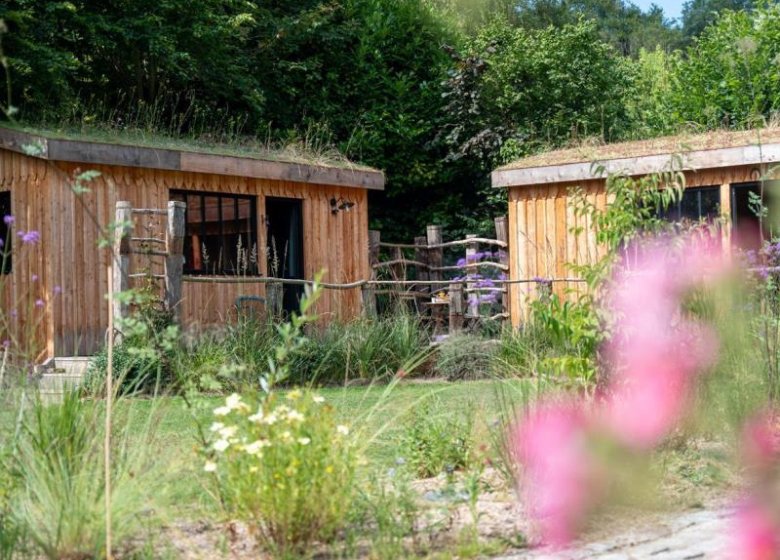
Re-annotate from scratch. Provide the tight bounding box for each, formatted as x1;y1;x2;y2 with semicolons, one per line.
17;230;40;244
3;215;14;226
31;274;38;282
53;285;62;295
456;258;467;268
34;299;44;308
1;340;9;349
9;309;17;318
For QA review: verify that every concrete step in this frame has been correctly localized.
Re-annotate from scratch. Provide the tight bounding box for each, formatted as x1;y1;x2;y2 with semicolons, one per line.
37;357;92;400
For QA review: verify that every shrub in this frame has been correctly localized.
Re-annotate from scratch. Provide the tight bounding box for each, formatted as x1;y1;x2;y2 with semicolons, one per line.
203;390;358;555
396;395;475;478
291;312;429;384
10;391;161;559
433;334;497;381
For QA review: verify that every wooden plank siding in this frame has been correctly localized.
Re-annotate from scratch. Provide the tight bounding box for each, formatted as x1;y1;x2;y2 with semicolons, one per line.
506;165;764;326
0;148;371;359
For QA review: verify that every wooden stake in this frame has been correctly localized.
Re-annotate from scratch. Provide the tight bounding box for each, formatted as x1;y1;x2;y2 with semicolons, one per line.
105;263;113;560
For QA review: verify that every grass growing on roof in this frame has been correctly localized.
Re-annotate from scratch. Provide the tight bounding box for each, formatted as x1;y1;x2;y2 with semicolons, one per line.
0;120;377;172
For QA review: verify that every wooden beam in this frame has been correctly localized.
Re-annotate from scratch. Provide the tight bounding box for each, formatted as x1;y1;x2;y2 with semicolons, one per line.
491;144;780;188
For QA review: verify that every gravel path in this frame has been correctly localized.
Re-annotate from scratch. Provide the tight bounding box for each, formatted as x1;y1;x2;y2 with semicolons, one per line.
500;507;733;560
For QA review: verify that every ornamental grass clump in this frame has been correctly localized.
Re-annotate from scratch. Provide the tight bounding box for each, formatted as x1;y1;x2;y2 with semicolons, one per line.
204;390;357;555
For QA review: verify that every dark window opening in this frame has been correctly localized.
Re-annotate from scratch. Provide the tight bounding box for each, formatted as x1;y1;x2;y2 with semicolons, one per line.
658;186;720;223
731;182;771;251
0;192;10;274
170;190;258;275
265;197;304;313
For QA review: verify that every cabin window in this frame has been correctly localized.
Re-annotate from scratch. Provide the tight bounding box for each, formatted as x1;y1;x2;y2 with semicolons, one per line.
0;192;10;274
658;186;720;223
169;190;258;275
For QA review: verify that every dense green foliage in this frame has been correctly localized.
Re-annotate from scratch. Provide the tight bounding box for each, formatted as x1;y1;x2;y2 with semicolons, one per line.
2;0;779;238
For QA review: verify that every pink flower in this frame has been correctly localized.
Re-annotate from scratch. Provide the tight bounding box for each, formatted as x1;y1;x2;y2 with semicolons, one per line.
53;285;62;295
512;399;601;548
602;239;721;449
3;215;14;226
731;499;780;560
34;299;44;308
31;274;38;282
741;410;780;475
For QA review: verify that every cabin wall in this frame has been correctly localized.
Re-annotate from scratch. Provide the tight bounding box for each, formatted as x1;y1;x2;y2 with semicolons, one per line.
0;149;54;361
0;147;371;359
507;164;765;326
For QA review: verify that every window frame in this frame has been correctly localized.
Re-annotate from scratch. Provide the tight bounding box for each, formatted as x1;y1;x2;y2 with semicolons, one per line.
658;185;721;223
170;189;259;276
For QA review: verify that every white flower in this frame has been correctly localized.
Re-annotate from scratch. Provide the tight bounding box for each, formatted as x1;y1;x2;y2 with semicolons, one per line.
312;395;325;404
212;439;230;452
226;393;242;410
274;405;291;416
209;422;225;432
213;406;231;417
204;461;217;472
248;409;264;423
280;431;292;442
244;439;271;455
336;425;350;436
218;426;238;439
297;437;311;446
263;413;279;425
286;410;305;423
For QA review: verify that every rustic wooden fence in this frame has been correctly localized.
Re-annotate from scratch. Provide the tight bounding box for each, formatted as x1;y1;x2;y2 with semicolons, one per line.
112;202;586;334
365;216;511;332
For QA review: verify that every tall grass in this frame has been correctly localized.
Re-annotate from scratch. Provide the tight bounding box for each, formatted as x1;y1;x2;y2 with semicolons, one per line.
8;391;164;559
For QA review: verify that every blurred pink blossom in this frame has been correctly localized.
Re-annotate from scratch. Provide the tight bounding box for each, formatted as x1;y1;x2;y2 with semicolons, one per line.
602;239;721;449
731;499;780;560
741;410;780;474
512;399;600;548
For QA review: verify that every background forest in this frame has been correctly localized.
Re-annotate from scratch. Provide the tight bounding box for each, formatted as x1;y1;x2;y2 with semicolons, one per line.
1;0;778;239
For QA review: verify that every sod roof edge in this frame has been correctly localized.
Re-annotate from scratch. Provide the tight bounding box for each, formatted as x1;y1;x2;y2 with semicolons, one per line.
0;125;385;191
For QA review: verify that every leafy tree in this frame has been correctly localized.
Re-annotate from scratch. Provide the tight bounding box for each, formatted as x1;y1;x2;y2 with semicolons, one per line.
512;0;683;55
440;19;634;167
681;0;757;39
670;2;780;128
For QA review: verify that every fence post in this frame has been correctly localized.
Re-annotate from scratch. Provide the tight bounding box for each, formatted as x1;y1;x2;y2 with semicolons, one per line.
112;201;132;341
427;224;443;288
368;230;381;274
494;216;510;318
448;282;464;333
361;284;377;318
165;201;186;324
466;234;479;318
267;282;283;319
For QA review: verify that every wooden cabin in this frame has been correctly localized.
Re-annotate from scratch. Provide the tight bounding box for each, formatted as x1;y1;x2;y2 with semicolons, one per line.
492;128;780;326
0;126;384;360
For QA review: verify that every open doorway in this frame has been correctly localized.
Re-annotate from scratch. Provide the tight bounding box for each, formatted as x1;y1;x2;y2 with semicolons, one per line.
731;182;767;250
265;197;304;313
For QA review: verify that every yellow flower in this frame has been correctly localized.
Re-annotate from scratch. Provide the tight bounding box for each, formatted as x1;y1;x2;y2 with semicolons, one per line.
287;389;302;400
325;465;334;474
